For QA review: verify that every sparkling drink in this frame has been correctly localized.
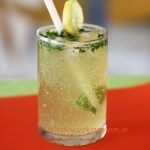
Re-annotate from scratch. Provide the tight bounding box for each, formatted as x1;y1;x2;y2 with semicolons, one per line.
38;24;108;146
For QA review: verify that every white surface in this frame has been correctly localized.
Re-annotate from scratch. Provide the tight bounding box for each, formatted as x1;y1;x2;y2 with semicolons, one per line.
108;24;150;75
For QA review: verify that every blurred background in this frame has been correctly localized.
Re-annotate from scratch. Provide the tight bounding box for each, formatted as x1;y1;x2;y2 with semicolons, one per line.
0;0;150;79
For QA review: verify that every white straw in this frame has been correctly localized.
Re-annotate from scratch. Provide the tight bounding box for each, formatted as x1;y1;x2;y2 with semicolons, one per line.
44;0;63;34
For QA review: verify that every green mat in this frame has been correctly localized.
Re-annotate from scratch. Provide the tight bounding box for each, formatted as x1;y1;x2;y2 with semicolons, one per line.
0;76;150;97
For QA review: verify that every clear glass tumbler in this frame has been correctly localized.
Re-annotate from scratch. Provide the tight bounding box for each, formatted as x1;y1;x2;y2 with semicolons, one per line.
37;24;108;146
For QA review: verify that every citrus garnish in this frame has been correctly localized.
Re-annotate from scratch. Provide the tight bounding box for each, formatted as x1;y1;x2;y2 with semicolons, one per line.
62;0;84;35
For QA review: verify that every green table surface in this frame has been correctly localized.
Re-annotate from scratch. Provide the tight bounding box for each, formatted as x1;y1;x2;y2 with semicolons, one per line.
0;76;150;97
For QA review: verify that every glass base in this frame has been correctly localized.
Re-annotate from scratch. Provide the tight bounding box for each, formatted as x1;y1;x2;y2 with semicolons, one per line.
39;124;107;146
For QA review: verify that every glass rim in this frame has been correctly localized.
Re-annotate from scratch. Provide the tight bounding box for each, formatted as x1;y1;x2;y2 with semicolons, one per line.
37;23;108;46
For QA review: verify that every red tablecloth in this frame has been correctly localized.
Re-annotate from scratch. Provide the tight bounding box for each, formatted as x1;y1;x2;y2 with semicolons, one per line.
0;84;150;150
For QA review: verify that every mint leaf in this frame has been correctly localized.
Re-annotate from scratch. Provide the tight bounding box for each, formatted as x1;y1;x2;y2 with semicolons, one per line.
95;85;106;104
86;38;108;53
45;31;58;39
74;46;86;53
79;28;90;33
74;94;96;114
41;30;79;42
39;41;65;52
74;36;108;53
61;30;79;41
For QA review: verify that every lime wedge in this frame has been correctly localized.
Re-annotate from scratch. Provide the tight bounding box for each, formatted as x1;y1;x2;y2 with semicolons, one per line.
62;0;84;35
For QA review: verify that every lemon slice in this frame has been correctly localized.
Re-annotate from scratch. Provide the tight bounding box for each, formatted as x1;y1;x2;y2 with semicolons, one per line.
62;0;84;35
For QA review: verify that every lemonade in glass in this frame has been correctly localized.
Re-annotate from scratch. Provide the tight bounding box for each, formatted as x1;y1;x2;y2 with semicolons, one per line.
38;0;108;146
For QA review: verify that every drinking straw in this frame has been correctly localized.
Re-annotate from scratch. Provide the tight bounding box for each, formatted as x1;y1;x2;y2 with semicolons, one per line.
44;0;63;34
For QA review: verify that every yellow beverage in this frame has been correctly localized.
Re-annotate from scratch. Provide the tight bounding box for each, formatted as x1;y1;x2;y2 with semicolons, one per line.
38;24;108;146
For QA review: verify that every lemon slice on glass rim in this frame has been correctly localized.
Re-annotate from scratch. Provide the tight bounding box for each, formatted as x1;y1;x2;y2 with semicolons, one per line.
62;0;84;35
